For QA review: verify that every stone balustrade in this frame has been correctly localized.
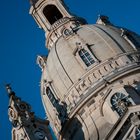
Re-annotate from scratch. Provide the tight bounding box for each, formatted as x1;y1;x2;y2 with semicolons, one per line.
65;52;140;115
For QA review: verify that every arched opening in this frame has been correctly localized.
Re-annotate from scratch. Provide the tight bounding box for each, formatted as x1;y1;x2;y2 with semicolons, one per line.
79;49;95;67
46;87;68;125
46;87;58;107
43;5;63;25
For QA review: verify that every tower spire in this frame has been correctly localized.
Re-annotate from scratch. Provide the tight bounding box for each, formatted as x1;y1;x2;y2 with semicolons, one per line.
7;85;53;140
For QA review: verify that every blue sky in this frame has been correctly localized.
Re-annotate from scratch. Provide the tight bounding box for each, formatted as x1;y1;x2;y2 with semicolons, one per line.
0;0;140;139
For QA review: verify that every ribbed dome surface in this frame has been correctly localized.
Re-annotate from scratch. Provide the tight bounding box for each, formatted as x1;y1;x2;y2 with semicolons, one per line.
41;24;140;99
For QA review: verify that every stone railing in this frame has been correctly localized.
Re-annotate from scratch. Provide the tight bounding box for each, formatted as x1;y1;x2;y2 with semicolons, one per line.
46;17;82;49
65;52;140;114
51;17;70;30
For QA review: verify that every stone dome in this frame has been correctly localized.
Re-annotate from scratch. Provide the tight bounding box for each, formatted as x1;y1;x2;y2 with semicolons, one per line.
40;23;140;99
30;0;140;138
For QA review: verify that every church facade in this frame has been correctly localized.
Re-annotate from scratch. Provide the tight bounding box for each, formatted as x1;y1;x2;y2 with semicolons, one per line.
9;0;140;139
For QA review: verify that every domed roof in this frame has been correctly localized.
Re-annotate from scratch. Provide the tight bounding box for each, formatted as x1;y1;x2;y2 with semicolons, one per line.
40;23;140;100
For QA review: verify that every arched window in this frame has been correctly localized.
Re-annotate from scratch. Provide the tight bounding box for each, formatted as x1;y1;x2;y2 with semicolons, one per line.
46;87;68;125
111;92;132;116
46;87;58;108
79;49;95;67
43;5;63;25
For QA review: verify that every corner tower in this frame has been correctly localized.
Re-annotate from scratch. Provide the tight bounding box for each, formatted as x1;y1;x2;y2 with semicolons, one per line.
7;85;53;140
29;0;140;140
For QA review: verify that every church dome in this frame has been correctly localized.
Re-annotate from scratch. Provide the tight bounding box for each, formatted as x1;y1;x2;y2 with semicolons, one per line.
40;23;140;99
30;0;140;138
29;0;140;137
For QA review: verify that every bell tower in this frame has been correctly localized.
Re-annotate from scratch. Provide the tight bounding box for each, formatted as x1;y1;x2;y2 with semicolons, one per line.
7;85;53;140
29;0;86;49
29;0;73;32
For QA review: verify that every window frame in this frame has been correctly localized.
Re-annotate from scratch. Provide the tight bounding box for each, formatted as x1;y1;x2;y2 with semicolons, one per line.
74;44;98;69
45;86;58;109
78;49;95;67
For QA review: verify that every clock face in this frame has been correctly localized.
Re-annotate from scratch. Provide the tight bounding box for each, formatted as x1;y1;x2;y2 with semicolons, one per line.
34;130;45;140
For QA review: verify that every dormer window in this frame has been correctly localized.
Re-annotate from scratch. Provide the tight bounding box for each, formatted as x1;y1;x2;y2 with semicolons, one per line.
43;5;63;25
121;29;140;50
79;49;95;67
